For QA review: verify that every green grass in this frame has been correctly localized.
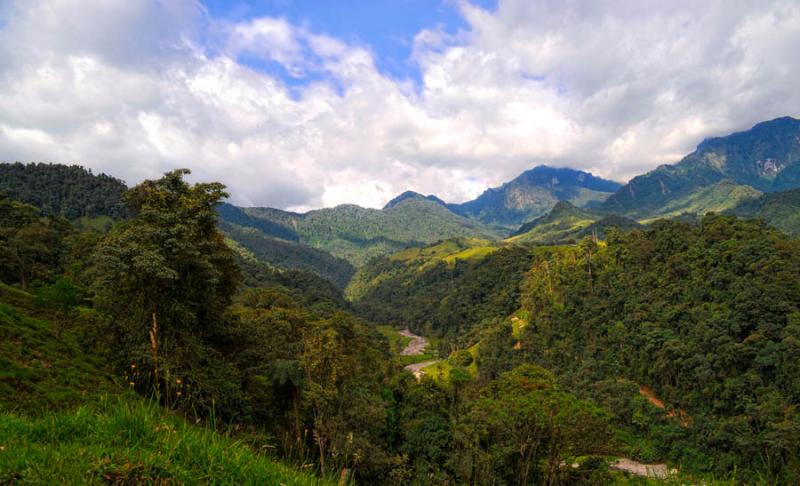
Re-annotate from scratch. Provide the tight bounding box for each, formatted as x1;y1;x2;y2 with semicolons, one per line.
421;342;478;383
390;237;500;271
638;181;762;223
376;325;412;355
441;245;498;264
0;396;332;485
0;283;333;485
0;286;117;414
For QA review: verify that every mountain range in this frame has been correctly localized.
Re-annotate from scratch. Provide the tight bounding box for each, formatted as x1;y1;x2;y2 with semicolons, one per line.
601;116;800;219
448;165;622;228
3;116;800;289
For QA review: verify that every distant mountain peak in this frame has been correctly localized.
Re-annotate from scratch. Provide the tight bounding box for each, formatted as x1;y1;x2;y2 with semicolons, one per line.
383;191;447;210
602;115;800;219
450;165;621;229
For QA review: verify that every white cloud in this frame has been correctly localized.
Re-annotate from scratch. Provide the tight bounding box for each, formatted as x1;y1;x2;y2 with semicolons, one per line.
0;0;798;210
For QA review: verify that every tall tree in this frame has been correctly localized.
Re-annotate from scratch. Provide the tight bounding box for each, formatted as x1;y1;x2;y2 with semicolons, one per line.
91;169;240;399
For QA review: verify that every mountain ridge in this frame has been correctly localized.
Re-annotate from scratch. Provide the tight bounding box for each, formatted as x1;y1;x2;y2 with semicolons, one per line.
601;116;800;219
448;165;622;229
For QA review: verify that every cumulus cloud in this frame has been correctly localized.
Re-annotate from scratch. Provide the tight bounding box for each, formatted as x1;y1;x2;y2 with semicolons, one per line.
0;0;798;210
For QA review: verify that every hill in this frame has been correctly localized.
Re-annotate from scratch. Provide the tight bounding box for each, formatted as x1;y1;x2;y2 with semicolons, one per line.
728;187;800;236
601;117;800;219
221;222;355;288
382;190;447;209
449;165;621;229
0;284;331;485
227;197;499;266
508;201;641;244
0;162;128;219
350;214;800;482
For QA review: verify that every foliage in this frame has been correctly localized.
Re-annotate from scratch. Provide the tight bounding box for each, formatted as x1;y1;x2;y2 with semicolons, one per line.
90;169;242;415
452;365;613;485
223;221;355;289
353;245;534;338
0;194;73;287
222;287;398;481
0;162;128;219
518;216;800;481
729;187;800;236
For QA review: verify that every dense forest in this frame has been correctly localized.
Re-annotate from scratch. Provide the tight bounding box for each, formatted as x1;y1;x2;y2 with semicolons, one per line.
0;162;128;220
3;154;800;484
349;216;800;482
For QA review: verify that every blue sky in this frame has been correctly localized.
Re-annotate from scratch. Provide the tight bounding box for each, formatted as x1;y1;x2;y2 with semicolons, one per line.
203;0;496;86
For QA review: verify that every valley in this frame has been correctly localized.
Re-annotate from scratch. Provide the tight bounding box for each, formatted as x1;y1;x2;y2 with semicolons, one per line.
3;116;800;484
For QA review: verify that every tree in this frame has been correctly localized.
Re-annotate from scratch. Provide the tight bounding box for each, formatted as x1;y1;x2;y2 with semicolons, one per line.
455;365;612;485
91;169;240;402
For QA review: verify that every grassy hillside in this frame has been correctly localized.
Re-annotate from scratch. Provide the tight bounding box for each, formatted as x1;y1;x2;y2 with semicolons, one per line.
0;285;116;413
0;398;332;485
637;180;761;223
0;283;330;485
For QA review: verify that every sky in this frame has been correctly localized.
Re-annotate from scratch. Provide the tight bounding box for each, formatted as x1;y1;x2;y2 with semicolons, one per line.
0;1;799;211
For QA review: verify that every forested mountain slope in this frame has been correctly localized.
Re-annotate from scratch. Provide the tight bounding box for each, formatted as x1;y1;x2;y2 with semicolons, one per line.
507;201;641;244
221;221;355;288
728;187;800;236
228;196;499;266
0;162;128;219
515;216;800;480
449;165;621;229
602;116;800;219
351;215;800;482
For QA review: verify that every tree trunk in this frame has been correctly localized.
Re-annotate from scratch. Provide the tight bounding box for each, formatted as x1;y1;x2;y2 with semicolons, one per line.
149;306;159;389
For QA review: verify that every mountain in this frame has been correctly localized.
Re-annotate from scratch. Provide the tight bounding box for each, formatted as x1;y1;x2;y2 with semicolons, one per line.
0;162;128;219
224;197;499;266
507;201;641;244
449;165;622;229
383;190;447;209
220;221;355;288
601;117;800;219
216;202;300;241
728;188;800;236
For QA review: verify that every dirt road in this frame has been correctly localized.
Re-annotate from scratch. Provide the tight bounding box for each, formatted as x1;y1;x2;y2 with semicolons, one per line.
399;329;440;379
399;329;428;356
